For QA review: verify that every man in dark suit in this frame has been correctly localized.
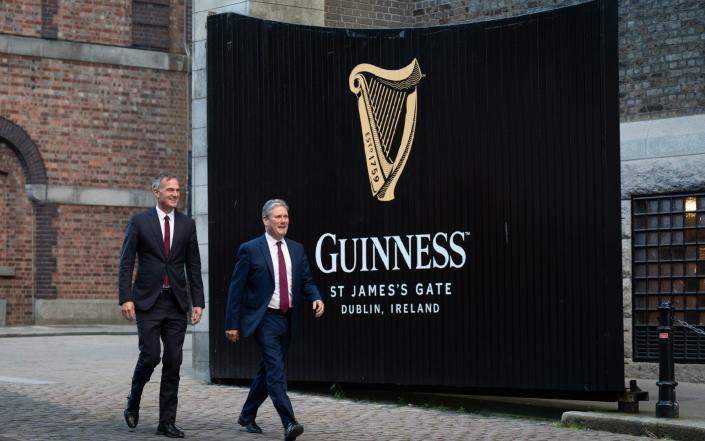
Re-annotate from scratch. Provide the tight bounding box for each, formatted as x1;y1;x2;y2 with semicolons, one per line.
119;173;204;438
225;199;324;441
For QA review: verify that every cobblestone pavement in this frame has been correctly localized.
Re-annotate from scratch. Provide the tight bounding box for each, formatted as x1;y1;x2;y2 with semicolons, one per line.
0;334;654;441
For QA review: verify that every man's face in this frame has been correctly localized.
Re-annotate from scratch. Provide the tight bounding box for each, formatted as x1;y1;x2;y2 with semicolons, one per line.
263;205;289;240
153;178;180;212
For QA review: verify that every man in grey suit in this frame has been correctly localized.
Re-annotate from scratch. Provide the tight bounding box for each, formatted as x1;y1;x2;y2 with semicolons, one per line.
119;173;204;438
225;199;324;441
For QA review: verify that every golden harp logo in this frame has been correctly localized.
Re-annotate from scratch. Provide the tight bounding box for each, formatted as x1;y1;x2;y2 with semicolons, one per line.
349;59;424;202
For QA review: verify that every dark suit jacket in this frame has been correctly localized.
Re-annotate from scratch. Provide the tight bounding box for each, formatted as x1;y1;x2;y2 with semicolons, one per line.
225;234;321;337
118;207;204;313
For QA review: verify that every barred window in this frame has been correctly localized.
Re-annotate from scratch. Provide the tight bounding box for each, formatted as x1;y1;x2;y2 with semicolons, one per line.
632;194;705;362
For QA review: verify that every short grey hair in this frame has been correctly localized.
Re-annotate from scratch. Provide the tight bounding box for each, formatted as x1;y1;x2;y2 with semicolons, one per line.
151;173;178;191
262;199;289;219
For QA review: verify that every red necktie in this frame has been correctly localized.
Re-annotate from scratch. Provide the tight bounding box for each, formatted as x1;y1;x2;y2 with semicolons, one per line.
163;215;170;287
277;241;289;313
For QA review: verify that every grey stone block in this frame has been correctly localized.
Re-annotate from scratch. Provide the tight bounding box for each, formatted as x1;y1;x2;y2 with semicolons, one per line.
193;41;207;71
34;299;123;325
194;11;209;42
193;156;208;187
192;360;211;383
193;98;207;129
622;240;632;278
196;214;209;246
192;68;207;100
621;139;646;160
199;243;209;273
621;200;631;239
0;299;6;326
192;127;207;157
621;154;705;199
0;266;15;277
193;185;209;215
1;34;185;72
192;331;211;364
646;132;705;158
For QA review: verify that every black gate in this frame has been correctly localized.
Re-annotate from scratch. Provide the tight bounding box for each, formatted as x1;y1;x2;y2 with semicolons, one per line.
207;0;623;399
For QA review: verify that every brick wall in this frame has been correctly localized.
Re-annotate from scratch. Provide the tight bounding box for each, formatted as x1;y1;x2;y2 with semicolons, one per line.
0;1;188;52
133;0;170;50
325;0;413;28
0;0;42;38
0;1;189;323
52;1;132;46
618;0;705;121
324;0;705;122
53;205;141;300
1;54;188;190
410;0;585;26
0;145;34;325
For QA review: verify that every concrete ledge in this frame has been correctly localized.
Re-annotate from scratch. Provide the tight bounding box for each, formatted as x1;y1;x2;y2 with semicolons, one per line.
621;153;705;199
25;184;152;207
621;115;705;161
34;299;123;325
0;266;15;277
0;34;187;72
562;411;705;441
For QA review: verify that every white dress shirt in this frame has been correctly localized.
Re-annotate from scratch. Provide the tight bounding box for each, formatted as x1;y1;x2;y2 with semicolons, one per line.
265;232;293;310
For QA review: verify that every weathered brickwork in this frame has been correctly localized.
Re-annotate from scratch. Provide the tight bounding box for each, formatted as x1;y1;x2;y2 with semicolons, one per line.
53;205;141;300
325;0;413;28
0;1;187;50
1;55;188;189
410;0;585;26
324;0;705;122
618;0;705;121
0;145;35;325
0;0;42;38
51;1;132;46
0;1;188;324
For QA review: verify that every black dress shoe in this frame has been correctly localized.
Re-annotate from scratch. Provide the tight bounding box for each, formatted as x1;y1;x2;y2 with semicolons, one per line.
156;422;185;438
124;397;139;428
284;422;304;441
238;415;263;434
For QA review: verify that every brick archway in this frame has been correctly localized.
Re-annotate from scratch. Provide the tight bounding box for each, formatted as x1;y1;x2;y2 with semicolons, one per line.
0;118;57;322
0;117;48;185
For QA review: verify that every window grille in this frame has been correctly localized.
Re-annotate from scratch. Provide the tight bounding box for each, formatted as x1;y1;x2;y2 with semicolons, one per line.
632;194;705;363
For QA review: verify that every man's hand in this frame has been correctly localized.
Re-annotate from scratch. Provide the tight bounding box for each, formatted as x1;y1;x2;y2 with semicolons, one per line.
191;306;203;325
121;301;136;321
225;329;240;343
312;300;325;318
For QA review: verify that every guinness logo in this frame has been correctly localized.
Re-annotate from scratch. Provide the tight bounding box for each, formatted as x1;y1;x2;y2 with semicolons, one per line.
349;59;424;201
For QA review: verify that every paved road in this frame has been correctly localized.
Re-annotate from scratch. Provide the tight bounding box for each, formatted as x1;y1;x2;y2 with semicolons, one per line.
0;333;653;440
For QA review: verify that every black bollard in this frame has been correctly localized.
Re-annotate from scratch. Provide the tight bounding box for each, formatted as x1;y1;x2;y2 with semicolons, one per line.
655;301;678;418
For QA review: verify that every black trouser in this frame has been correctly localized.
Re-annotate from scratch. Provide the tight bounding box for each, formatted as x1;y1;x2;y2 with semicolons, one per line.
128;289;187;424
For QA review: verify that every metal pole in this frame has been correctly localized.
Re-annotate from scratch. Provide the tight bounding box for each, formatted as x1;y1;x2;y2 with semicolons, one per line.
655;301;678;418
